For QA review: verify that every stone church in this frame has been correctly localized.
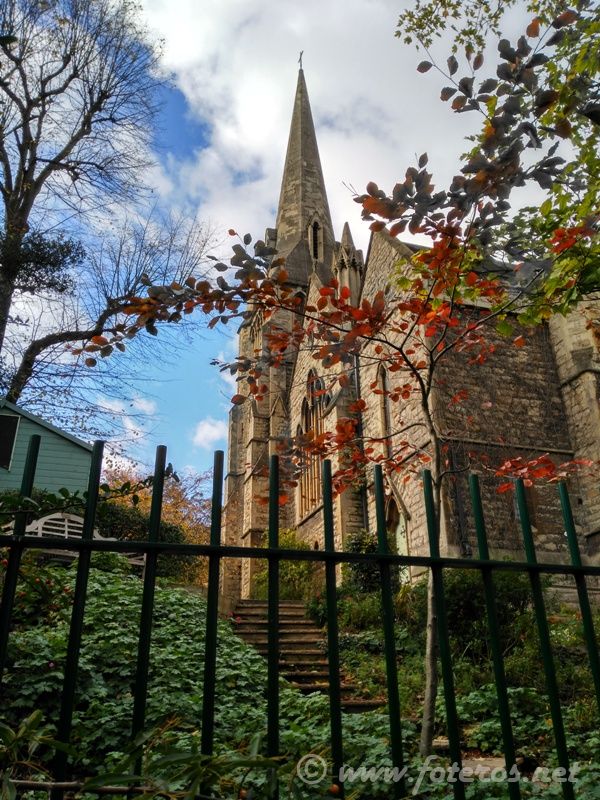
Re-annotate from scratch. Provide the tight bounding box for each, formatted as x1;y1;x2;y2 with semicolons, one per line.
222;69;600;602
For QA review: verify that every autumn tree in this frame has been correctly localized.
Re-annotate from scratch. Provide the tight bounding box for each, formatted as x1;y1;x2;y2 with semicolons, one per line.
101;463;212;585
82;3;598;754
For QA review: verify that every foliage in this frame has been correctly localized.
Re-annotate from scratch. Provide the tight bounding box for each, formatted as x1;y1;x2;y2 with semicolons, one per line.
0;709;63;800
102;464;212;585
1;560;424;799
342;529;400;595
405;568;534;660
96;501;195;581
253;529;318;602
395;0;558;51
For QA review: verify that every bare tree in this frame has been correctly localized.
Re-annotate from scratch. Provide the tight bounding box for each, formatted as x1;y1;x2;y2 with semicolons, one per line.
1;212;216;439
0;0;162;351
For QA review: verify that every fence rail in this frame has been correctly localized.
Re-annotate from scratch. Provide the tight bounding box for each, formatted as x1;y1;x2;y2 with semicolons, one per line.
0;434;599;800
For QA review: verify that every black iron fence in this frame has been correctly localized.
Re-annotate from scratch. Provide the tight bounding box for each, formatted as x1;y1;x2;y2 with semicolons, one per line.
1;434;600;799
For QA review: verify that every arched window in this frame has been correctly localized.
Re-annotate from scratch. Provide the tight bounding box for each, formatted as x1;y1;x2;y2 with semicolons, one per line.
376;365;392;459
312;220;321;260
298;371;326;518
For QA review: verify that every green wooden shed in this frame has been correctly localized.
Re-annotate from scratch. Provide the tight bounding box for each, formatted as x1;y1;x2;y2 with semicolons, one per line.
0;399;92;494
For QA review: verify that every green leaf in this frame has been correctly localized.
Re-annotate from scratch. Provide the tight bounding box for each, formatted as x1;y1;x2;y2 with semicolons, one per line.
496;319;513;336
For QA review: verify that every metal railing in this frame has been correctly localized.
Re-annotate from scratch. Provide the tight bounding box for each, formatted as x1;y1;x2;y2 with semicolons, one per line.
1;434;600;799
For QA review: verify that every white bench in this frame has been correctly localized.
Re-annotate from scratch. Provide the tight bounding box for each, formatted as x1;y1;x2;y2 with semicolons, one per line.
2;512;145;567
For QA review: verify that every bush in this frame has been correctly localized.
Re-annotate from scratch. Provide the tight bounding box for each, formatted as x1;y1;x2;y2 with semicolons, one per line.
96;501;198;581
405;567;533;662
253;529;319;602
342;528;400;595
306;589;383;631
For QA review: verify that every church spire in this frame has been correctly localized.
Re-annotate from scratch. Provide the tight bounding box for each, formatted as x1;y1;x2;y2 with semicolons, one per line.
275;69;334;281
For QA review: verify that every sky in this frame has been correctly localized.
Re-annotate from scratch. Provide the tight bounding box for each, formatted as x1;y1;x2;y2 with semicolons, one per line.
104;0;531;476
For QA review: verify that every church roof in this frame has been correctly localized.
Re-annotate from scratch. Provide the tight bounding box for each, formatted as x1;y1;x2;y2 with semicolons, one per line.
275;69;334;281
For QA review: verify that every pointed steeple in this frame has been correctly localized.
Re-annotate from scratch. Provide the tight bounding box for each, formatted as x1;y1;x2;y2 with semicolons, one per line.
340;222;354;252
275;70;335;283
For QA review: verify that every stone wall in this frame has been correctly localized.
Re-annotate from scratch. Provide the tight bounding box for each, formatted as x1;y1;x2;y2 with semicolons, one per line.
549;299;600;558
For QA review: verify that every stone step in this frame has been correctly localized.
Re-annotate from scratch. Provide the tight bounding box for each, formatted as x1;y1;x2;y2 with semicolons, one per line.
298;683;359;694
232;623;320;634
231;611;314;625
242;633;322;644
282;670;330;682
256;647;325;659
232;602;383;713
231;614;316;624
279;658;329;669
236;600;305;609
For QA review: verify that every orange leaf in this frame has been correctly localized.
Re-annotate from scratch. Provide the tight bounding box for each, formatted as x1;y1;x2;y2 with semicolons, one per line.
465;271;478;286
513;335;526;347
526;17;540;37
369;221;386;232
91;335;108;346
497;482;514;494
231;394;246;405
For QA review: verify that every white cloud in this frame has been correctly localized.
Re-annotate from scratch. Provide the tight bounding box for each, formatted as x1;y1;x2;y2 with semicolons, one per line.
133;397;158;415
192;416;228;449
139;0;507;256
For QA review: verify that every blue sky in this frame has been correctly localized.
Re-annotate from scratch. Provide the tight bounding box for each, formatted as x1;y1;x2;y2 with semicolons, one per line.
92;0;533;477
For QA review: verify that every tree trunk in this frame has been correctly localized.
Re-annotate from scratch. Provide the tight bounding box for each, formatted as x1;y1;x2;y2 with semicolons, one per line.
418;416;443;756
0;225;26;355
419;569;439;755
0;268;16;356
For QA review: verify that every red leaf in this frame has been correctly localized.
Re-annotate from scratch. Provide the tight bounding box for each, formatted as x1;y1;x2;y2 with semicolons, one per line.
231;394;246;405
497;482;514;494
370;221;386;232
513;335;526;347
228;229;237;236
552;9;578;28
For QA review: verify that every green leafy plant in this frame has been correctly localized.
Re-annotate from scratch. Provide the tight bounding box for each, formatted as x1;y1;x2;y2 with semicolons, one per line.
342;530;400;595
253;529;319;602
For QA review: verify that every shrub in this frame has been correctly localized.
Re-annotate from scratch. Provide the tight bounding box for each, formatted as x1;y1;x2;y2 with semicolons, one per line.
405;567;533;662
96;501;197;581
253;529;319;602
342;529;400;595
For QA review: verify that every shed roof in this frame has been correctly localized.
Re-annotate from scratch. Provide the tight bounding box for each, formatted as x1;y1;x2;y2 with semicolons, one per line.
0;399;93;452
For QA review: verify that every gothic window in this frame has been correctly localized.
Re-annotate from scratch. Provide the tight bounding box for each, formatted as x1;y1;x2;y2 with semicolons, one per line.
376;365;392;459
298;371;326;518
249;312;263;355
310;220;321;261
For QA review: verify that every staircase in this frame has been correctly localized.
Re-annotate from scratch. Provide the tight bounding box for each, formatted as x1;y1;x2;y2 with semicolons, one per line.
231;600;383;713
